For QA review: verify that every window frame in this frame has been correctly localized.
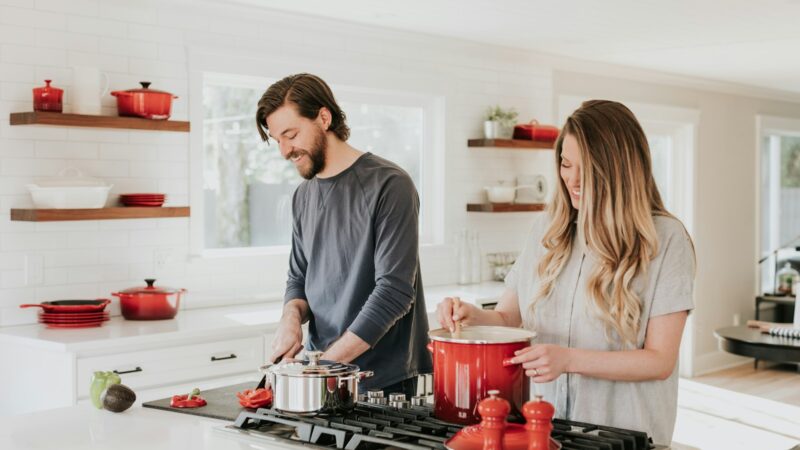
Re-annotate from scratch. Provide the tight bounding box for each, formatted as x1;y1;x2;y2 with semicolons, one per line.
189;69;445;260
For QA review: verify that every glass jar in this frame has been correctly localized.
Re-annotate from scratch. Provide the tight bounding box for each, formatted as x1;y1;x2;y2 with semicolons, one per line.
32;79;63;112
776;262;800;295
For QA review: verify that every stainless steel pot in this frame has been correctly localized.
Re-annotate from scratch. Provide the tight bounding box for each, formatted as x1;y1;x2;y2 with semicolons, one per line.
259;351;373;415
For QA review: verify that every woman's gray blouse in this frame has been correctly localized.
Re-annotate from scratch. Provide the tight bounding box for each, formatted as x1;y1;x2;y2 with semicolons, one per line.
505;213;695;446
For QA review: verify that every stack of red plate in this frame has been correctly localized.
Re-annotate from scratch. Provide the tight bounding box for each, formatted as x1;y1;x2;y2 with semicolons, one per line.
20;299;111;329
120;193;166;207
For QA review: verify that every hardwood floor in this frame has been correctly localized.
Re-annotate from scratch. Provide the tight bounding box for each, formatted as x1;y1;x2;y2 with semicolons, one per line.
691;362;800;407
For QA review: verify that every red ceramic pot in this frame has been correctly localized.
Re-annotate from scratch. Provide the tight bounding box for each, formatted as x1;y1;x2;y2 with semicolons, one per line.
428;326;536;425
111;82;177;120
33;79;63;112
113;279;185;320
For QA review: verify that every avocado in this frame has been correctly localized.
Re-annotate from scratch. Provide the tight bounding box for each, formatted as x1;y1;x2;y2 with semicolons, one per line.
102;384;137;413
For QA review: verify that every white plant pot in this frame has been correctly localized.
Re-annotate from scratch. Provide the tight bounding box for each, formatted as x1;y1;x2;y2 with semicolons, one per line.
483;120;500;139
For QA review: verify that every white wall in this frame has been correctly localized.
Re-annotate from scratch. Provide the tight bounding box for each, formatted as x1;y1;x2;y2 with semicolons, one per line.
552;70;800;374
0;0;553;326
3;1;800;377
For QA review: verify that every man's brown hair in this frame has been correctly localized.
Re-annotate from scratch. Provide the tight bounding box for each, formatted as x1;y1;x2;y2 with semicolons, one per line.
255;73;350;143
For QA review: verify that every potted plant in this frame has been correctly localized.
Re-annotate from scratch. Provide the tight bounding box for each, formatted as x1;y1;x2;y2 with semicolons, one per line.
484;105;518;139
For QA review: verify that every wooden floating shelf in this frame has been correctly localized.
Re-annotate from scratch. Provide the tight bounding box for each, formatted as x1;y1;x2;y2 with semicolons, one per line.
11;207;190;222
468;139;554;150
9;112;190;132
467;203;545;213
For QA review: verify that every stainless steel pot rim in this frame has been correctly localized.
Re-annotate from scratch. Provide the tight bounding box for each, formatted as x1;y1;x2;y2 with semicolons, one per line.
264;360;361;377
428;325;536;344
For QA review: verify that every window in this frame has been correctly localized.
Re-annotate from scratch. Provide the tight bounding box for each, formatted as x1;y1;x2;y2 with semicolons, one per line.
201;73;441;254
758;116;800;294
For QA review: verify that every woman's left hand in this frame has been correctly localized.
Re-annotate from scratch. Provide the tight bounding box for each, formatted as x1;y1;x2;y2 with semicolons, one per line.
510;344;572;382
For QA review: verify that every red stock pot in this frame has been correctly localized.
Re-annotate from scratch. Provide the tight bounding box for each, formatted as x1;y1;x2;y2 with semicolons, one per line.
113;279;185;320
428;326;536;425
111;82;177;120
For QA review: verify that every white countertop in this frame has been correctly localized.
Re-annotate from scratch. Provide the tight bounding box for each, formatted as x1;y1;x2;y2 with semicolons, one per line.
0;403;295;450
0;282;506;353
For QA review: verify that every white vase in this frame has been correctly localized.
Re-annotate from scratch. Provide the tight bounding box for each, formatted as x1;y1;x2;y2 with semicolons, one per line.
483;120;500;139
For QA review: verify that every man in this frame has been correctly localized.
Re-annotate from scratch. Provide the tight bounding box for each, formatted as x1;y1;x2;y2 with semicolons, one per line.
255;73;432;396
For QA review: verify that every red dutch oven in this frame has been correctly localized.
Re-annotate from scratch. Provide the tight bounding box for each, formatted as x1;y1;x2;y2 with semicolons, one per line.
113;279;185;320
428;326;536;425
111;82;177;120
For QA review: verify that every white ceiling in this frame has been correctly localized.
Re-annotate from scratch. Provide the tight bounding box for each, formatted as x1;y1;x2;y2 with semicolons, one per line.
228;0;800;95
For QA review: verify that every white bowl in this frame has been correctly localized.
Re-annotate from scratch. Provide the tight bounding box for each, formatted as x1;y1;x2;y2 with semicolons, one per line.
484;186;516;203
26;184;112;209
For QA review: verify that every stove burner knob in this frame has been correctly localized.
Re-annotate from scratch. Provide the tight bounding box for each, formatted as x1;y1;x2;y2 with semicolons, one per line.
411;396;427;406
367;389;384;399
374;397;388;405
391;400;410;409
357;393;368;403
388;393;406;402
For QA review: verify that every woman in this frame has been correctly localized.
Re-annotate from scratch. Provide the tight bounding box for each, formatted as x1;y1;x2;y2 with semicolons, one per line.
437;100;695;445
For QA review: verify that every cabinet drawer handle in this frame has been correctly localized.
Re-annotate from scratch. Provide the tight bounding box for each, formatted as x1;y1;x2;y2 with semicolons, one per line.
113;366;143;375
211;353;237;362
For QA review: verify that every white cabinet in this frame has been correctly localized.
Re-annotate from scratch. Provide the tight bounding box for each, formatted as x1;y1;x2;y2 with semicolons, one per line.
0;304;284;416
75;336;264;399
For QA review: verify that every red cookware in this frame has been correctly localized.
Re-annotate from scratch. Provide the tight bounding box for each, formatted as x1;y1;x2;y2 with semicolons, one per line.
20;299;110;313
32;79;63;112
445;391;560;450
113;279;185;320
512;120;559;142
428;326;535;425
111;82;177;120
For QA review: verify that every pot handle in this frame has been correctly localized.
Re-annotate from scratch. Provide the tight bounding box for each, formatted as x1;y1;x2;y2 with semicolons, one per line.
426;343;433;353
357;370;374;380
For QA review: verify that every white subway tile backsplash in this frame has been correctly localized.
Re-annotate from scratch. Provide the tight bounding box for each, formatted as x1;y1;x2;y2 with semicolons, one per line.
35;140;98;159
1;157;66;176
66;127;129;143
43;266;68;285
157;44;185;63
98;37;157;59
128;160;186;178
67;159;128;177
0;286;35;308
0;44;67;66
128;57;184;78
66;50;128;73
65;265;101;283
0;5;66;30
34;282;98;301
0;24;36;46
35;29;98;52
98;143;158;160
34;0;98;16
34;65;72;85
67;230;129;248
129;227;187;247
0;62;34;82
0;138;35;157
1;269;24;288
0;252;24;270
43;248;98;267
97;246;152;264
35;220;98;232
67;15;127;38
1;231;69;251
0;0;33;8
1;121;68;140
98;3;157;26
101;263;128;281
127;23;183;43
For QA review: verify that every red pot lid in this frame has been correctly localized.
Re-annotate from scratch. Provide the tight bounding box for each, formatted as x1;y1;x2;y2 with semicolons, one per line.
114;82;175;96
118;279;182;295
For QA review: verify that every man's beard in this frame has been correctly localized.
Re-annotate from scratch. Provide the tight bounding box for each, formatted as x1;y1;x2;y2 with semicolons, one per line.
293;128;327;180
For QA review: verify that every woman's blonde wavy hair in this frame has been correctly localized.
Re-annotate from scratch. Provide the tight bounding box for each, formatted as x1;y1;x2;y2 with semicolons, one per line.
534;100;672;347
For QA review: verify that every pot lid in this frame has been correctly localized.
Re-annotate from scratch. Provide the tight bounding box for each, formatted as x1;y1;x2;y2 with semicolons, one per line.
33;167;108;188
114;81;174;96
266;351;360;377
428;325;536;344
117;279;182;295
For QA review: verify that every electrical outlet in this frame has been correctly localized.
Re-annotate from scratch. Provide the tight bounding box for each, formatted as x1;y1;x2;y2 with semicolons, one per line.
24;254;44;286
154;249;172;272
732;313;741;326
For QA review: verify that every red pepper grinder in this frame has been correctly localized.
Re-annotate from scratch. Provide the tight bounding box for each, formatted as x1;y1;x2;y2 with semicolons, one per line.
32;79;64;112
478;389;510;450
522;395;555;450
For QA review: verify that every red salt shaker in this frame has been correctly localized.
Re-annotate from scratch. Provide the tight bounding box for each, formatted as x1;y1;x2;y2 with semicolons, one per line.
33;79;63;112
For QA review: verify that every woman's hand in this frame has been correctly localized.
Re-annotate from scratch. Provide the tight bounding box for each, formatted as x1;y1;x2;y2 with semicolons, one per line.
436;296;480;332
510;344;573;383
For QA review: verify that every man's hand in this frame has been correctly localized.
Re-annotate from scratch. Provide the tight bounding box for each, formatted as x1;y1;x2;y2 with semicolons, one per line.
270;301;307;362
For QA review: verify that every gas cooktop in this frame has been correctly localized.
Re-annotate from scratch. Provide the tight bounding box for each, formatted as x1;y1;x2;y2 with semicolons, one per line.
215;396;663;450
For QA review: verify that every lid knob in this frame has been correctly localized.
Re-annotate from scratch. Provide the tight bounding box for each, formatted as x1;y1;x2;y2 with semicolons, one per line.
477;390;509;450
140;81;151;89
144;279;156;288
306;350;323;366
523;395;555;450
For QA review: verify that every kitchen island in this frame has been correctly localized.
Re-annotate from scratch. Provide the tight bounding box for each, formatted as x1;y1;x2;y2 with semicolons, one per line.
0;402;292;450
